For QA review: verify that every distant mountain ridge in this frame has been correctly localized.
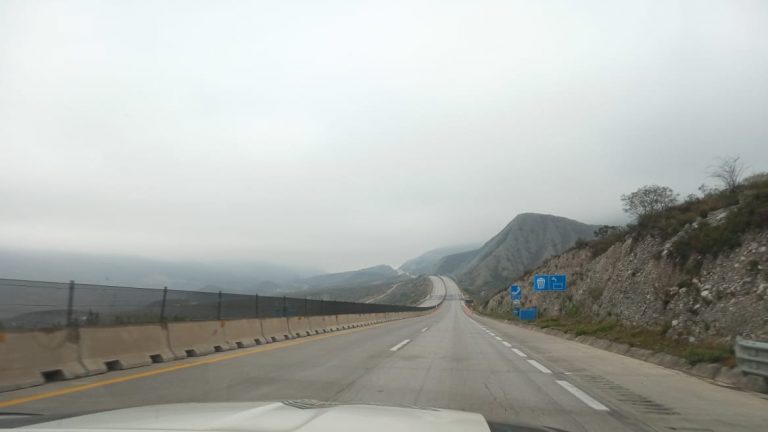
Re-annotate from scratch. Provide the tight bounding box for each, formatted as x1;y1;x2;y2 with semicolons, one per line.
0;249;322;294
300;264;399;290
457;213;600;300
399;244;480;275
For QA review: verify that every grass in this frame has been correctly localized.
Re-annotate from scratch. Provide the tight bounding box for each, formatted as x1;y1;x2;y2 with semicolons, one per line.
477;309;735;366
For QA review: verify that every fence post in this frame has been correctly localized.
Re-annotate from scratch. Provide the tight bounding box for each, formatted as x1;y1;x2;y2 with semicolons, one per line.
66;280;75;327
159;286;168;322
217;291;223;321
254;294;259;318
282;296;287;317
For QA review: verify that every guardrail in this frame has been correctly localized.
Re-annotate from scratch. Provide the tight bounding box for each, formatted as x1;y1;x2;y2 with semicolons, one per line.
735;336;768;378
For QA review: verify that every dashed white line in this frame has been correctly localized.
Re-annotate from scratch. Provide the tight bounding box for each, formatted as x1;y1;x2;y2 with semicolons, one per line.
390;339;411;352
556;380;610;411
527;360;552;374
511;348;528;358
502;341;512;347
494;336;503;341
421;327;429;332
488;332;496;336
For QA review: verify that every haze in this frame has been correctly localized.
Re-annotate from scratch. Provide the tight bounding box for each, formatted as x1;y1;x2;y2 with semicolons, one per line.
2;0;767;272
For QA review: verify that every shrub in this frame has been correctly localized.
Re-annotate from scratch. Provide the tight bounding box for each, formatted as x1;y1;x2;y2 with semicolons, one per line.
683;346;733;365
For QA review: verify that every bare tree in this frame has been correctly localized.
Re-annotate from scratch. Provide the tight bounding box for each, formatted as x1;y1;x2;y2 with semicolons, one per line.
709;155;746;192
621;185;679;218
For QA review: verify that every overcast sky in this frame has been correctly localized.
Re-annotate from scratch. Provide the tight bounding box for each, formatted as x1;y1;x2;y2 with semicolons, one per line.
1;0;767;272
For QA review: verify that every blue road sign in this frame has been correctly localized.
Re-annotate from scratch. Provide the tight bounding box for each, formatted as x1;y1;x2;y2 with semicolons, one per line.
533;274;567;292
508;284;522;301
512;299;521;316
519;307;538;321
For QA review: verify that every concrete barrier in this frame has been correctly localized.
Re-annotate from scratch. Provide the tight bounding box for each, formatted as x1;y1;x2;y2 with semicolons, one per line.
1;306;436;392
79;324;173;373
260;317;291;342
0;328;87;392
287;316;312;338
308;315;339;334
166;321;229;358
222;319;265;347
337;314;364;329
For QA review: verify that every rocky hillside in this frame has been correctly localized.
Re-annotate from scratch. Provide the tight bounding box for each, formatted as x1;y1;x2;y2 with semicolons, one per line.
481;178;768;344
459;213;600;300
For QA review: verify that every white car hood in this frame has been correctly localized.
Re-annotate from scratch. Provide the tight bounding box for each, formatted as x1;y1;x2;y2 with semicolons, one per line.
18;401;491;432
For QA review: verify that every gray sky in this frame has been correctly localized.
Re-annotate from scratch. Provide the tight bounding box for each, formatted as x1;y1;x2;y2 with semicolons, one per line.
1;0;767;272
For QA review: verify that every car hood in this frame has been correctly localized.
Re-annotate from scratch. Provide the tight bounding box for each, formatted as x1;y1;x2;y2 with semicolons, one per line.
17;401;491;432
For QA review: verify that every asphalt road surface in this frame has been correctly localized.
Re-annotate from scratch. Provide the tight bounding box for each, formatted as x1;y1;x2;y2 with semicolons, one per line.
1;276;767;431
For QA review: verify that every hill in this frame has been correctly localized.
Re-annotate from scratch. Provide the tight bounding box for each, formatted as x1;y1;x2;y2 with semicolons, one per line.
300;264;399;289
399;244;479;275
480;174;768;362
0;249;321;293
458;213;600;300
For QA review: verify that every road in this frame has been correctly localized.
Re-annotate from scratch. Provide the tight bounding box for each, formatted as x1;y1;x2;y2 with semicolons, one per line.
1;276;767;431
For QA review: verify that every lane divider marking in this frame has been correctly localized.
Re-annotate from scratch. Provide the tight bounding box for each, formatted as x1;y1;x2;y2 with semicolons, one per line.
0;319;407;409
556;380;610;411
527;360;552;374
511;348;528;358
494;336;503;341
502;342;512;347
390;339;412;352
421;327;429;333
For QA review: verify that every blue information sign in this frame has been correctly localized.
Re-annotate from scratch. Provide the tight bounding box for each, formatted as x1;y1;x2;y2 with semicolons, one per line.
533;274;567;292
519;307;538;321
508;284;522;301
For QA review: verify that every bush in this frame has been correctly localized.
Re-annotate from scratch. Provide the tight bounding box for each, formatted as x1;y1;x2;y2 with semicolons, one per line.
666;176;768;264
683;346;733;365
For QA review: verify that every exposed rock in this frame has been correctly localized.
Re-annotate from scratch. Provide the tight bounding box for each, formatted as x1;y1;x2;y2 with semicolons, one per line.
481;230;768;342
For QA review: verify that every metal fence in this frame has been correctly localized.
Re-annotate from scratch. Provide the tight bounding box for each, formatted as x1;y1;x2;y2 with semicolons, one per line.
0;278;432;330
735;336;768;378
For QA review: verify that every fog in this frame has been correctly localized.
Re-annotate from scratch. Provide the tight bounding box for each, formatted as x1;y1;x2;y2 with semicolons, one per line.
2;1;767;272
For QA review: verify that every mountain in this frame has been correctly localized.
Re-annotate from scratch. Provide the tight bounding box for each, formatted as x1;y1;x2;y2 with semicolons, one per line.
283;264;411;303
0;249;322;294
399;244;480;275
434;249;479;275
458;213;600;300
299;264;399;290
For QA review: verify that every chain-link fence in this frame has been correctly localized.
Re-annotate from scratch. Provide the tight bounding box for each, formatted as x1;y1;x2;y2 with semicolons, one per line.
0;278;432;330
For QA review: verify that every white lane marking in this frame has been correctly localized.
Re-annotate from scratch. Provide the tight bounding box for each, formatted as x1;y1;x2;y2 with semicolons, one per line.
502;341;512;347
511;348;528;358
494;336;503;341
421;327;429;332
488;332;496;336
390;339;411;352
527;360;552;374
556;380;610;411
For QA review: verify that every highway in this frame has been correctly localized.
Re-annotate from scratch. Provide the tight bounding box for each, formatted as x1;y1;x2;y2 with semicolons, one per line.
1;276;767;431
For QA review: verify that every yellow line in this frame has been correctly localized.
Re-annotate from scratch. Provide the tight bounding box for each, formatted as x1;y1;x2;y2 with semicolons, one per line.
0;323;388;409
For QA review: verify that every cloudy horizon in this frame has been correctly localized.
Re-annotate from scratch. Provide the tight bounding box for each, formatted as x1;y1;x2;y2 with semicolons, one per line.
2;1;767;272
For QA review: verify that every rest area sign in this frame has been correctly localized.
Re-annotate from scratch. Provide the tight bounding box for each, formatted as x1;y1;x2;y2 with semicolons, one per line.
533;274;567;292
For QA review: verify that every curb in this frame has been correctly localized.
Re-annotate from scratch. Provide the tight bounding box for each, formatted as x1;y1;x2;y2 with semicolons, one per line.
478;314;768;395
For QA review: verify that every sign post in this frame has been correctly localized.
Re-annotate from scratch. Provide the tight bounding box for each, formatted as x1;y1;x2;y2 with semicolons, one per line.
508;284;522;316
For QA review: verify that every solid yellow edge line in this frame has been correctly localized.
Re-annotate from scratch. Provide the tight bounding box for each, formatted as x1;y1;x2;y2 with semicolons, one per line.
0;320;399;409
